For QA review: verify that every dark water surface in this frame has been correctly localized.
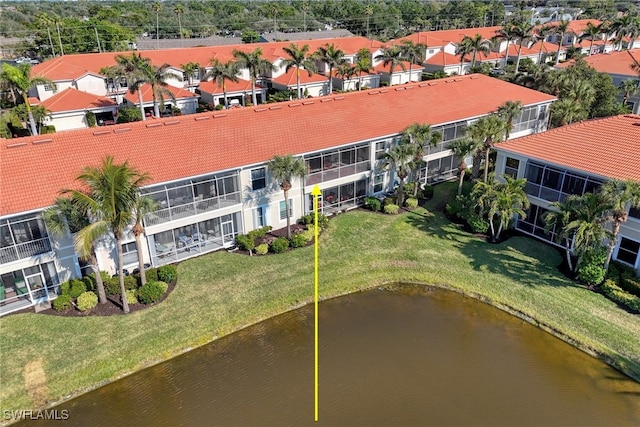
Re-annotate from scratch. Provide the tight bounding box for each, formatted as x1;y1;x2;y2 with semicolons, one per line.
27;287;640;426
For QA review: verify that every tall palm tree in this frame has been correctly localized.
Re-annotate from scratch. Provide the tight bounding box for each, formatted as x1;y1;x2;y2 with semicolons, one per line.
579;22;601;56
449;137;480;195
552;20;572;66
619;79;640;105
314;43;345;95
114;53;151;120
0;63;55;135
174;3;185;47
611;14;639;51
270;3;280;35
551;97;587;127
512;22;535;72
460;33;491;69
180;61;200;89
13;104;50;134
374;45;406;86
354;48;372;91
543;196;581;272
468;115;507;182
64;156;150;314
534;24;554;65
152;1;162;50
233;48;276;105
267;155;306;239
205;59;240;108
599;179;640;271
565;192;610;266
401;123;441;196
281;43;317;99
496;100;523;140
364;4;374;38
140;62;181;117
336;63;356;90
43;197;107;304
495;23;519;68
131;196;157;287
456;37;472;72
400;40;426;82
629;50;640;77
383;142;414;208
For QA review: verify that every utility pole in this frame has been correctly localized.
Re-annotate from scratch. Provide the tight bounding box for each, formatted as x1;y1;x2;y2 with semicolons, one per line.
94;27;102;53
56;21;64;56
47;27;56;57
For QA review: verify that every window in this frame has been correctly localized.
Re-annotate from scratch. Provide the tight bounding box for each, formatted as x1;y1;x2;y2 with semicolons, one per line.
251;168;266;190
43;84;53;92
121;242;138;266
255;206;266;228
562;174;586;195
525;163;543;184
504;157;519;178
617;237;640;266
375;141;387;159
630;207;640;220
279;199;292;220
374;174;384;193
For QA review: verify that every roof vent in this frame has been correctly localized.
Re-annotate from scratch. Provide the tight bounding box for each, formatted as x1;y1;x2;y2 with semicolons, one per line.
269;105;282;110
302;100;314;105
6;142;27;148
32;138;52;145
368;91;380;95
379;89;389;93
404;86;414;90
164;120;180;126
289;103;301;107
114;127;131;133
254;107;268;112
321;98;333;103
469;76;479;79
428;82;438;86
92;130;111;135
454;78;463;82
146;123;162;128
394;87;405;91
419;83;429;87
213;113;227;118
194;116;210;121
333;96;345;101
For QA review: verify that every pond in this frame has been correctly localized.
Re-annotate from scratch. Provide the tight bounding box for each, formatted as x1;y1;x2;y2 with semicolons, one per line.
26;286;640;426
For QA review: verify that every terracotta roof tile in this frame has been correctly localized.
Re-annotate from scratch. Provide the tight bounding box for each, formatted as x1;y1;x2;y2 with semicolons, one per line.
40;88;116;112
556;49;640;77
373;60;422;73
1;74;555;216
123;84;197;104
498;115;640;182
198;78;261;94
271;67;328;86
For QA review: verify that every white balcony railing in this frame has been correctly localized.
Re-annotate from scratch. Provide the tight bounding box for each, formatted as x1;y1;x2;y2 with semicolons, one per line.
0;237;52;265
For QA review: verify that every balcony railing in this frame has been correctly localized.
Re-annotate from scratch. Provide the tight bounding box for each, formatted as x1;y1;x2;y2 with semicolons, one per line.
306;161;370;186
0;237;52;264
145;192;241;227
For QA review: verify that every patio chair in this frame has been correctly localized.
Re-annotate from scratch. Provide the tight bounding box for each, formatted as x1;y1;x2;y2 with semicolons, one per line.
155;242;173;256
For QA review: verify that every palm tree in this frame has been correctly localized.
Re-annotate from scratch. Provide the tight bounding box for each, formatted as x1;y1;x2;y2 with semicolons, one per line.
64;156;150;314
551;98;587;127
374;45;406;86
354;48;372;91
114;53;151;120
314;43;345;95
543;196;581;272
534;24;554;65
455;37;472;72
495;23;519;68
579;22;601;56
140;62;181;117
512;22;535;72
267;155;306;239
270;3;280;35
364;4;374;38
131;196;157;287
174;3;185;47
449;137;480;195
383;142;414;208
1;63;55;135
460;33;491;69
629;50;640;77
552;20;571;66
611;14;639;51
468;115;507;182
565;192;610;266
401;123;441;196
233;48;276;106
43;197;108;304
400;40;426;82
496;100;522;140
281;43;317;99
336;63;356;91
13;104;50;134
180;61;200;89
152;1;162;50
205;59;240;108
619;79;640;105
599;180;640;271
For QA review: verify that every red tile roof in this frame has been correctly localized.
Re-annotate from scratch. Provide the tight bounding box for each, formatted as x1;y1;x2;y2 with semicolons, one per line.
271;67;328;86
0;74;555;216
40;88;116;112
424;51;463;66
198;78;261;95
498;115;640;182
373;60;422;73
556;49;640;77
394;27;501;46
123;84;197;104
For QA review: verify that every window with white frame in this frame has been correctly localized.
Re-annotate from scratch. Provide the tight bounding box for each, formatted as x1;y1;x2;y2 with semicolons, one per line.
373;174;384;193
617;237;639;266
122;242;138;266
43;84;53;92
375;140;388;159
279;199;293;220
251;167;266;190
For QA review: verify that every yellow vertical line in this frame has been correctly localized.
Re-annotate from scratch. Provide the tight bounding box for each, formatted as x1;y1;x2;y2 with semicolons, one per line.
314;189;319;422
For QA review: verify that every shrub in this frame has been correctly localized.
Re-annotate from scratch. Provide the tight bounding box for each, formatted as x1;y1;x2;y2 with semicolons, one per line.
157;264;177;283
384;204;400;214
125;289;138;305
300;213;328;229
255;243;269;255
601;279;640;312
235;234;256;253
621;275;640;298
364;196;381;212
104;275;137;295
577;248;607;286
248;226;272;241
405;198;418;210
383;196;397;206
299;214;313;225
82;271;110;292
52;294;72;312
143;267;158;283
76;291;98;312
60;281;71;296
69;279;87;299
291;233;308;248
467;214;490;234
116;106;142;123
300;229;314;242
422;185;434;199
270;237;289;254
137;281;167;304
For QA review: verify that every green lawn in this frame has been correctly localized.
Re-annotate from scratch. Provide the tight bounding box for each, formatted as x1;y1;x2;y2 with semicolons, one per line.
1;182;639;413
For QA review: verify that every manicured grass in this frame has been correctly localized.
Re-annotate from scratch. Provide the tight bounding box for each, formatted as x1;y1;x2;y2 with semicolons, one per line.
1;181;639;413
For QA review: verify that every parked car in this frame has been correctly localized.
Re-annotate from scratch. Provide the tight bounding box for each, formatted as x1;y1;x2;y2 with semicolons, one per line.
490;68;506;76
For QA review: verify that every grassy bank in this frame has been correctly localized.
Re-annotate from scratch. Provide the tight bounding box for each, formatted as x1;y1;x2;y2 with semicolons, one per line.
1;182;639;414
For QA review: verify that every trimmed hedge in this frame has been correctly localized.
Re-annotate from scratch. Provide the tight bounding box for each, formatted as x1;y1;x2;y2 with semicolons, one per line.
105;276;137;295
384;204;399;215
137;280;167;304
364;196;381;212
157;265;177;283
270;237;289;254
76;291;98;312
602;279;640;312
255;243;269;255
52;294;72;312
125;289;138;305
405;198;418;210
